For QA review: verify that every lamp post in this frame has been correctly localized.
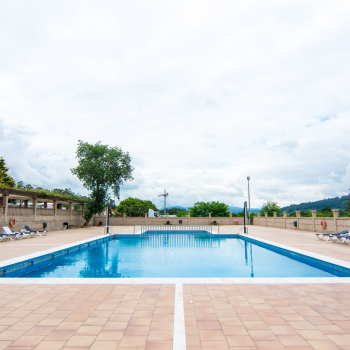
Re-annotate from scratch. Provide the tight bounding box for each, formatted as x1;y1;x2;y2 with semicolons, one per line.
247;176;251;224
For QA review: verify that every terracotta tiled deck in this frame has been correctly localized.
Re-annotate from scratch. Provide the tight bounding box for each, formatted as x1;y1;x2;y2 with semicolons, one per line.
1;225;350;349
0;284;175;350
1;283;350;349
184;283;350;350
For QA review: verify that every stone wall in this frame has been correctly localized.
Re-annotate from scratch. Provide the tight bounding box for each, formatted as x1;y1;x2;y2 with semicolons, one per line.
1;207;85;231
93;215;244;226
252;210;350;233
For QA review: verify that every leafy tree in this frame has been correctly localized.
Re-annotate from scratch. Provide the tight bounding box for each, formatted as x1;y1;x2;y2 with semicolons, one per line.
261;201;281;217
346;198;350;212
0;157;15;188
317;206;333;217
106;199;117;210
71;140;134;223
190;201;230;217
320;206;333;213
161;207;188;215
116;197;158;217
317;207;333;217
300;210;312;217
176;210;188;217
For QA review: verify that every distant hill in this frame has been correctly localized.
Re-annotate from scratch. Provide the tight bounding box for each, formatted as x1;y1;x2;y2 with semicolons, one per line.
160;206;261;214
281;195;350;213
228;206;261;213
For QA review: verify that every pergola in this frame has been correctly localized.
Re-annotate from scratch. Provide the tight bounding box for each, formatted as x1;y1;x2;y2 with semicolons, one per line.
0;187;87;221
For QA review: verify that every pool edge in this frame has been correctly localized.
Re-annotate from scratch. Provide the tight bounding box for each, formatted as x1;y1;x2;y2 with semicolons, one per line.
1;231;350;283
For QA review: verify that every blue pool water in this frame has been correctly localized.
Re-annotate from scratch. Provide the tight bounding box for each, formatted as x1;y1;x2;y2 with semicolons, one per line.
13;231;349;278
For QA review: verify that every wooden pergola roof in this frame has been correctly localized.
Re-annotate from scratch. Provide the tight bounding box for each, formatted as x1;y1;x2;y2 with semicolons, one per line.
0;187;88;204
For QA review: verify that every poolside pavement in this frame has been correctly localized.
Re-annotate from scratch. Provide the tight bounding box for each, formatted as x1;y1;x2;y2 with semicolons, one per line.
1;225;350;349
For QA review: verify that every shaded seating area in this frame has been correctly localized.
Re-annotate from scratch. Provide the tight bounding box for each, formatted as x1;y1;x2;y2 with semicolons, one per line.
0;187;87;235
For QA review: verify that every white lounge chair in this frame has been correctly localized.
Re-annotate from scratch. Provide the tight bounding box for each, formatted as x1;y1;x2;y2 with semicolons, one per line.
2;227;23;240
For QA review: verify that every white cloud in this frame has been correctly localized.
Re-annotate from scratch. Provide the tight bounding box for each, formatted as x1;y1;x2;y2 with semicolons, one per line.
1;0;350;209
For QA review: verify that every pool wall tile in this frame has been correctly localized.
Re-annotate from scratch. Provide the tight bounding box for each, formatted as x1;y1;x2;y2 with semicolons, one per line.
2;230;350;279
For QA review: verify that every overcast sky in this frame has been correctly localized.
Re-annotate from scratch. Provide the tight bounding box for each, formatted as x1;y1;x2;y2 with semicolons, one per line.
1;0;350;209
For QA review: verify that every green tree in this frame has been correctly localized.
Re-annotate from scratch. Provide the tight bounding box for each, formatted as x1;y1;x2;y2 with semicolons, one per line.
339;209;350;217
71;140;134;223
116;197;158;217
162;207;187;215
346;198;350;211
190;201;230;217
261;201;281;217
320;206;332;213
0;157;15;188
300;210;312;217
317;206;333;217
176;210;188;217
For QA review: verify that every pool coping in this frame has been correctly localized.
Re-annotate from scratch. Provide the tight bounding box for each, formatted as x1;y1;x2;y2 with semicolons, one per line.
1;231;350;284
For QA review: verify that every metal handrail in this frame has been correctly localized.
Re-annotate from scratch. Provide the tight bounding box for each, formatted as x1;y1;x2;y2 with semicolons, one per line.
237;226;245;235
104;226;116;235
136;225;216;235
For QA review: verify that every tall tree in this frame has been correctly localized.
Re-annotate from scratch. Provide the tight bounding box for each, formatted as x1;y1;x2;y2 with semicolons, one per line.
71;140;134;223
0;157;15;188
190;201;230;217
346;197;350;212
261;201;281;217
116;197;158;217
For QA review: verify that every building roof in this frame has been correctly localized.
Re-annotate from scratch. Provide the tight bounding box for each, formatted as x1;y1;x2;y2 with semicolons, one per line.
0;187;88;204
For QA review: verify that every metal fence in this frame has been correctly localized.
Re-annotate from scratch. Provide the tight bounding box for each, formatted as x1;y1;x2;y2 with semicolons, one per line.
135;225;219;235
140;232;219;248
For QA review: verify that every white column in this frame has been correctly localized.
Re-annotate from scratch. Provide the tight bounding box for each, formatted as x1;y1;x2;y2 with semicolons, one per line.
283;211;287;229
296;211;301;230
33;198;37;221
332;209;339;233
311;210;317;232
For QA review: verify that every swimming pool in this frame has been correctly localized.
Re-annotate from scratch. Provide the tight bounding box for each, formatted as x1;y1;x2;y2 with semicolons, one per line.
2;231;350;278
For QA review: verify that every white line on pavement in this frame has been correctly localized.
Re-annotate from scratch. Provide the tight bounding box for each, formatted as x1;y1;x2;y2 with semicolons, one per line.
173;283;186;350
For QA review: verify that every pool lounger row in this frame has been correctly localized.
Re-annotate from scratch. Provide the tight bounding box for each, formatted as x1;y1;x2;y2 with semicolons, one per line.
1;226;48;241
316;230;350;244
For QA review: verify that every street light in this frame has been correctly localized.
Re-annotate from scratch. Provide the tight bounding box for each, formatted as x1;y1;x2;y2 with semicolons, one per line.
247;176;251;224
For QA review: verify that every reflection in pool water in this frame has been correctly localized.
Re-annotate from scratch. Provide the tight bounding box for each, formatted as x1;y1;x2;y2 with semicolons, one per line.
20;232;343;278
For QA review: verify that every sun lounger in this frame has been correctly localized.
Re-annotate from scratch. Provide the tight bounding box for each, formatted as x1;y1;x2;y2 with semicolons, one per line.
316;230;349;241
336;235;350;244
20;229;35;238
23;225;48;236
341;236;350;245
330;234;350;244
0;233;10;242
2;227;23;240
